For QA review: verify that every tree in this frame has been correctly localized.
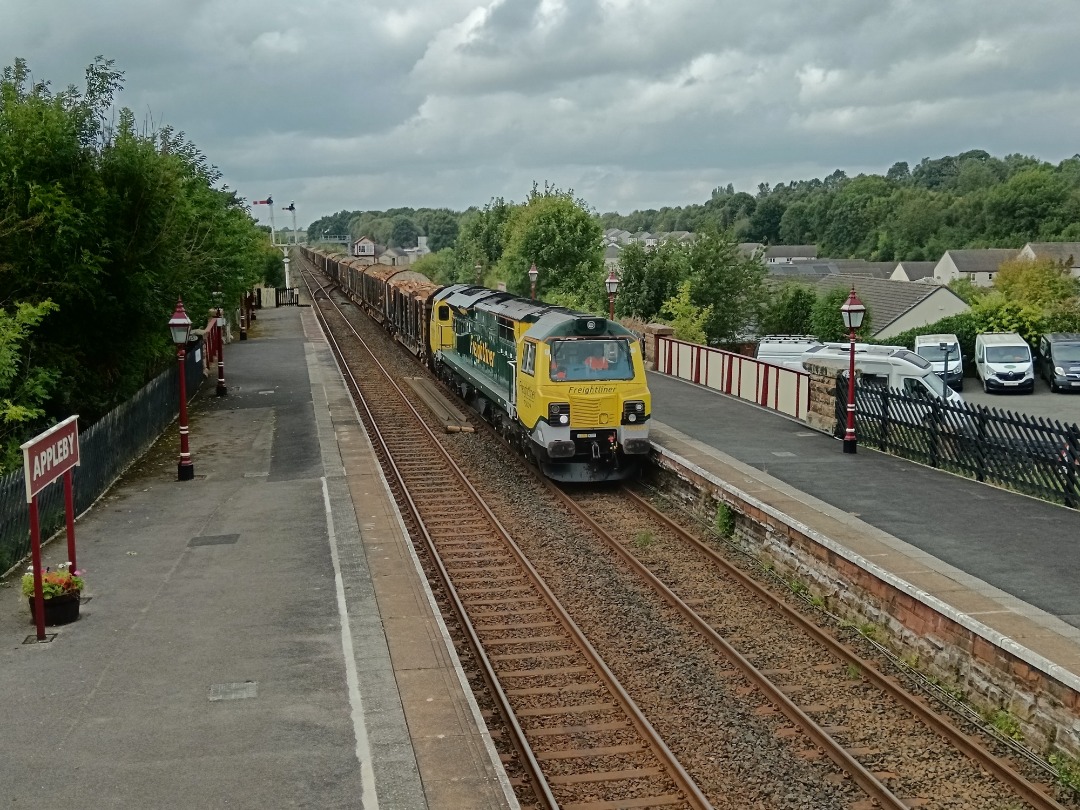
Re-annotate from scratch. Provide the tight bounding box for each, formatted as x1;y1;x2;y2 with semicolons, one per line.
811;287;874;343
499;185;603;303
423;210;459;252
616;241;688;322
388;215;420;248
993;257;1080;311
684;229;767;345
0;56;270;464
759;283;817;336
660;280;710;344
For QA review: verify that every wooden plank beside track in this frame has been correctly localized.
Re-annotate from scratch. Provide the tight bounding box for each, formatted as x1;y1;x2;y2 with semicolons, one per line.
403;377;475;433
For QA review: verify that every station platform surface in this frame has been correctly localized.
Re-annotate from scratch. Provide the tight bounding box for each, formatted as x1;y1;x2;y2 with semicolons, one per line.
648;371;1080;685
0;303;516;809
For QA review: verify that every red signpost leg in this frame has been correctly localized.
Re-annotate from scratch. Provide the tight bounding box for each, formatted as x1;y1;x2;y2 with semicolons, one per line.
29;496;45;641
64;469;76;571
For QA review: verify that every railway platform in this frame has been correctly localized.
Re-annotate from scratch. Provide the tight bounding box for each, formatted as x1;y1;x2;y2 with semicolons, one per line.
0;301;516;809
647;371;1080;688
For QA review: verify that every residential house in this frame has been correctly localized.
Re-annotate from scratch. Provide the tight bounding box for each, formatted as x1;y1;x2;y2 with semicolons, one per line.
602;243;622;271
738;242;765;258
933;249;1017;287
890;261;938;283
1018;242;1080;278
815;275;970;339
764;245;818;264
828;260;898;279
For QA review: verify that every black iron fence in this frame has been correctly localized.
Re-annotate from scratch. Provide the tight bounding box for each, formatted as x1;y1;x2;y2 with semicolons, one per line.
0;340;205;576
276;287;299;306
836;376;1080;508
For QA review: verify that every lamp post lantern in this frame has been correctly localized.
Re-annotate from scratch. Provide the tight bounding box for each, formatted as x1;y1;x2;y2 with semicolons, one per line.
839;287;866;455
169;299;195;480
528;263;539;299
605;268;620;321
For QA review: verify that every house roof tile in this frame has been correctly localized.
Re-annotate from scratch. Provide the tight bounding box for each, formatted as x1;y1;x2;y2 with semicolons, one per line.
814;275;966;336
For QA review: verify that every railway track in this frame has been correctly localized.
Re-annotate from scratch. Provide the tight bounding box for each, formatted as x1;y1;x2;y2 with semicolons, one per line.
296;253;1078;808
554;481;1074;810
300;268;709;809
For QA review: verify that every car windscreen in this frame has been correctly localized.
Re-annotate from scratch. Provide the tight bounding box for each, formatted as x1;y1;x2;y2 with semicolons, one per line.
986;346;1030;364
916;344;958;362
1051;343;1080;363
550;339;634;381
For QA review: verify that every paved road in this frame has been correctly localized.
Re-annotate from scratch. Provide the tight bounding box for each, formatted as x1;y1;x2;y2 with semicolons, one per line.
959;374;1080;425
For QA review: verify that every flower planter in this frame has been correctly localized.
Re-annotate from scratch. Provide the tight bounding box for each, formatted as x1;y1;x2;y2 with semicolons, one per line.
28;592;81;626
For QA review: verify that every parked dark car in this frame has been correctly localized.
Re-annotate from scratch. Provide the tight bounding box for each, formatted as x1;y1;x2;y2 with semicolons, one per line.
1037;333;1080;393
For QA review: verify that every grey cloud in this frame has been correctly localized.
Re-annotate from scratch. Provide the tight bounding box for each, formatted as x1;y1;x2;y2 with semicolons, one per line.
3;0;1079;222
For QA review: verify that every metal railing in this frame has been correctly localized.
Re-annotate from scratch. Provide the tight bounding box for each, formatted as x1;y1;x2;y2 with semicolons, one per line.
836;376;1080;508
655;335;810;420
0;336;207;576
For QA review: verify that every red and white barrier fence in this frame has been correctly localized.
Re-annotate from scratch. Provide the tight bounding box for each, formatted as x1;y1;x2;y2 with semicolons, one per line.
655;336;810;421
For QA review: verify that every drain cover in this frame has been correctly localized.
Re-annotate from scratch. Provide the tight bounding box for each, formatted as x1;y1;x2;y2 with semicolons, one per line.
189;534;240;547
209;681;258;701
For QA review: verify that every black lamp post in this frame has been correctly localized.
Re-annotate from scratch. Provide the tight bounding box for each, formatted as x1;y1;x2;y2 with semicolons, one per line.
169;299;195;480
939;340;952;392
528;263;539;299
605;268;620;320
840;287;866;454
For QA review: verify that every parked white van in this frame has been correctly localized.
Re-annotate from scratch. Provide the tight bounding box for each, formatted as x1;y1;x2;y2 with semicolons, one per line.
914;333;964;392
974;333;1034;394
755;335;823;370
801;343;966;407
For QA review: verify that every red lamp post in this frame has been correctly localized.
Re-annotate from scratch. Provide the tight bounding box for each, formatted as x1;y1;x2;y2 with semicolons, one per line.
605;268;620;320
840;287;866;455
169;299;195;480
528;262;539;299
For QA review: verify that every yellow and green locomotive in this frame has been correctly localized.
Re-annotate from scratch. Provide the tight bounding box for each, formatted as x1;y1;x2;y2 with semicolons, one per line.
429;285;651;482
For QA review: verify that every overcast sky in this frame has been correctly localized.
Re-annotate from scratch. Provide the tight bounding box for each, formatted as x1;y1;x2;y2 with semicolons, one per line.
4;0;1079;228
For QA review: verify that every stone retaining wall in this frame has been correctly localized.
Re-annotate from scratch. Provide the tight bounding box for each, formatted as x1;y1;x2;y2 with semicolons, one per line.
647;447;1080;761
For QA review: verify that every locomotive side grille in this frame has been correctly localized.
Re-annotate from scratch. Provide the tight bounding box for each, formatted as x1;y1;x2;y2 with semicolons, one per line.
569;396;618;426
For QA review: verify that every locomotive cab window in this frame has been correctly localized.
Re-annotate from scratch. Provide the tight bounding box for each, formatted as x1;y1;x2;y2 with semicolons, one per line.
549;339;634;381
522;341;536;375
438;305;450;322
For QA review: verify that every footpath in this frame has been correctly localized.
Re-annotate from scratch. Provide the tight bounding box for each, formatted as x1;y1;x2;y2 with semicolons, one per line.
0;303;514;810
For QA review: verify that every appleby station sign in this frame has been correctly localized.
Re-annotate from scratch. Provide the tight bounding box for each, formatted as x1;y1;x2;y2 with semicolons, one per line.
20;415;81;641
23;415;80;501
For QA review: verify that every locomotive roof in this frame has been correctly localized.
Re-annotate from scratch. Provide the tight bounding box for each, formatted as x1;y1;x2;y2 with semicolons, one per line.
527;310;637;340
432;283;636;338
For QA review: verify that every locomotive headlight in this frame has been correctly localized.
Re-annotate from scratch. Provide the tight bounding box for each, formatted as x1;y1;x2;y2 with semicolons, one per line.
559;414;569;425
549;402;570;425
622;400;646;425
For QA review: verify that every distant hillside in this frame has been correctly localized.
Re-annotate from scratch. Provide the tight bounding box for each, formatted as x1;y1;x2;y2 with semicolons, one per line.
598;150;1080;262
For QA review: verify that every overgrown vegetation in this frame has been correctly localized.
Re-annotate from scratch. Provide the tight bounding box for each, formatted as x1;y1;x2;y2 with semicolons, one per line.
0;57;276;471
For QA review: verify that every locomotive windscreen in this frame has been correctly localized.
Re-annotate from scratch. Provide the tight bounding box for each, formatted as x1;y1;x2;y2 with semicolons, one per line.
549;339;633;382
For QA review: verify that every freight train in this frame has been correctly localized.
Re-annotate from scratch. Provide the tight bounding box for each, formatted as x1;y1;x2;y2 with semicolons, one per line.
300;246;652;482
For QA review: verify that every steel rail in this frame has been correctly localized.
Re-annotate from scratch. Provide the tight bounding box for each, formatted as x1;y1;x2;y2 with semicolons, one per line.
538;477;910;810
616;487;1070;810
301;267;712;809
299;269;555;807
